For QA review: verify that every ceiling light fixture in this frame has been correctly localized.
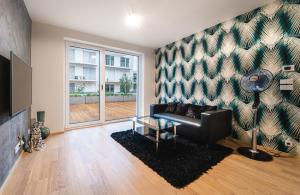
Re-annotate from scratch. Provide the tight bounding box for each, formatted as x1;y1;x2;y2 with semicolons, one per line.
126;13;142;28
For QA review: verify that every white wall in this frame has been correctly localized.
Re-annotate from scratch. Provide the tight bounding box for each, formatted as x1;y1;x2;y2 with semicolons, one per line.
31;22;155;132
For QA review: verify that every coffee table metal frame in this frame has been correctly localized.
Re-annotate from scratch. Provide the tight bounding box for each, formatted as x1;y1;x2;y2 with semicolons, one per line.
132;116;181;149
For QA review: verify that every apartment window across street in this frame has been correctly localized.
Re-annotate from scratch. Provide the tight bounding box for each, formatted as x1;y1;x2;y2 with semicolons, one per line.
69;83;75;93
105;84;114;93
69;65;75;79
83;67;96;80
105;55;114;66
70;48;75;62
120;57;129;68
133;83;136;92
83;50;97;64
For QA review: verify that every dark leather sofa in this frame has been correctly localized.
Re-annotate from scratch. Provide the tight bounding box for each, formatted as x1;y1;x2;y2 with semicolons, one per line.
150;103;232;144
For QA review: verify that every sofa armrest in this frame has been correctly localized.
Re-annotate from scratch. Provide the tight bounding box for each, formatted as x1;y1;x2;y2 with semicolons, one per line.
201;109;232;144
150;104;168;116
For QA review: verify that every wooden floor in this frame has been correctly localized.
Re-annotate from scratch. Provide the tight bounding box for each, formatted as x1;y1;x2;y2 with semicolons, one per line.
70;101;136;124
1;122;300;195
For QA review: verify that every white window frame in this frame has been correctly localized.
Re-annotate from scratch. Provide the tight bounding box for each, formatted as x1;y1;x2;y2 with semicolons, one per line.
105;55;114;66
64;39;144;129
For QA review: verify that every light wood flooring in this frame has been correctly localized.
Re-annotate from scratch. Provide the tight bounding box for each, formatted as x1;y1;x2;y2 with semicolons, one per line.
70;101;136;124
1;122;300;195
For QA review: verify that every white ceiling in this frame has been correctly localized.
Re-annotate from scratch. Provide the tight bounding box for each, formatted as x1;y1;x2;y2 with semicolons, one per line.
24;0;274;49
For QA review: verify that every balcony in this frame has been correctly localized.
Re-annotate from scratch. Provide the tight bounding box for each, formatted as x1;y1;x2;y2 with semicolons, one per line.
105;65;131;70
69;76;96;82
70;61;98;66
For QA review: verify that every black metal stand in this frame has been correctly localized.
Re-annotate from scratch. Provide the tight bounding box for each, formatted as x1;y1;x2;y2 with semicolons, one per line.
237;147;273;161
237;93;273;162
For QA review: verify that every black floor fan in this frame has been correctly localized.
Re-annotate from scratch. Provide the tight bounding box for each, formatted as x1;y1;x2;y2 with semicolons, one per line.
237;69;273;161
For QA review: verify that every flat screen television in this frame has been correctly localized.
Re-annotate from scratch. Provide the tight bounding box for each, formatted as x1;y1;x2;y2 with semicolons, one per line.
0;55;10;124
10;52;32;116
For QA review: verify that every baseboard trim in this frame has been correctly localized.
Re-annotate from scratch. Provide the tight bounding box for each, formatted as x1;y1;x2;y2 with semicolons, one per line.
226;137;299;158
64;118;131;132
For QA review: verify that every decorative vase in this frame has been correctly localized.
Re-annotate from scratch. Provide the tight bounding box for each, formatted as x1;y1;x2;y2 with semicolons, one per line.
37;111;45;123
36;111;50;139
40;126;50;140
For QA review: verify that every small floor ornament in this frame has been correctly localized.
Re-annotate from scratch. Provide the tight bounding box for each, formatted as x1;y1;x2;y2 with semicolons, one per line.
30;121;45;151
22;136;32;153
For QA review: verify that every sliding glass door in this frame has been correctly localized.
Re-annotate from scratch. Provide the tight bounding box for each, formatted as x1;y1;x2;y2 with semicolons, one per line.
65;41;140;127
104;51;138;121
67;45;101;125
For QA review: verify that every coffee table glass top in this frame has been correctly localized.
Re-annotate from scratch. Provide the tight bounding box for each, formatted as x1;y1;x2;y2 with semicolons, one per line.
132;116;181;130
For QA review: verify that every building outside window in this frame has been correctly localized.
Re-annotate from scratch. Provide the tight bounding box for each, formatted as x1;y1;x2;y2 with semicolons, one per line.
70;48;75;62
83;50;97;64
105;55;114;66
69;83;75;93
69;47;99;93
133;73;137;83
120;57;129;68
69;65;75;79
133;83;136;92
105;84;114;93
83;67;96;80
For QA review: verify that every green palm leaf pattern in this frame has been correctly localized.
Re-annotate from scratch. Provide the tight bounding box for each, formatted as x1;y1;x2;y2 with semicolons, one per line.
155;0;300;155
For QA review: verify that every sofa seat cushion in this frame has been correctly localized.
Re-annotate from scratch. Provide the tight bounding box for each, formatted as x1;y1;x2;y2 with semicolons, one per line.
154;113;201;127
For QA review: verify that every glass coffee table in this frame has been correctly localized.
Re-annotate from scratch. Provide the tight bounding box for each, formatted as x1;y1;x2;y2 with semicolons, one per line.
132;116;181;150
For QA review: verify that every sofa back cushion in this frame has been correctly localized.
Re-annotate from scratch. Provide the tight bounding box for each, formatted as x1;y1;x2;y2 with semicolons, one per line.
192;105;205;119
175;103;189;115
205;105;218;112
185;104;217;119
185;106;196;118
165;102;178;113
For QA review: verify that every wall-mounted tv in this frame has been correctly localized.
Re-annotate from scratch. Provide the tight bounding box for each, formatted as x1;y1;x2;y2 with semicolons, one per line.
0;55;10;125
10;52;32;116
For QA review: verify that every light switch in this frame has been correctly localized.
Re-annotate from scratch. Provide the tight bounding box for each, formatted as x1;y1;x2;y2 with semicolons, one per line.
280;85;293;91
280;79;293;85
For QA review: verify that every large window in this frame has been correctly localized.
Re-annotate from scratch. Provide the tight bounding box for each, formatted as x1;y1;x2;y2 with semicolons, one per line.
104;52;138;121
105;84;114;93
67;45;100;125
120;57;129;68
105;55;114;66
67;44;140;126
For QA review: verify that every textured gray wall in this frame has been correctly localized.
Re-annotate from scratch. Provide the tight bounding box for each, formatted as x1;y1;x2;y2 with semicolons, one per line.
0;0;31;187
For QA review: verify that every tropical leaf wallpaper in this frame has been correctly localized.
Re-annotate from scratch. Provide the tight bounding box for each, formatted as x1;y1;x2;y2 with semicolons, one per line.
155;0;300;155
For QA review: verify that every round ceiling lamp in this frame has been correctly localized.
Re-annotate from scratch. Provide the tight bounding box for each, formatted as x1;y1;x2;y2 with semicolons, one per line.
126;13;142;28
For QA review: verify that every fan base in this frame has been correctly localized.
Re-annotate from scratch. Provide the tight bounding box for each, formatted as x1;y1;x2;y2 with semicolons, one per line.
237;147;273;161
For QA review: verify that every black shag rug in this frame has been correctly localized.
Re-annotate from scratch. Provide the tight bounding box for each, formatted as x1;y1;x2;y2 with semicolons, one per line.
111;130;233;188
